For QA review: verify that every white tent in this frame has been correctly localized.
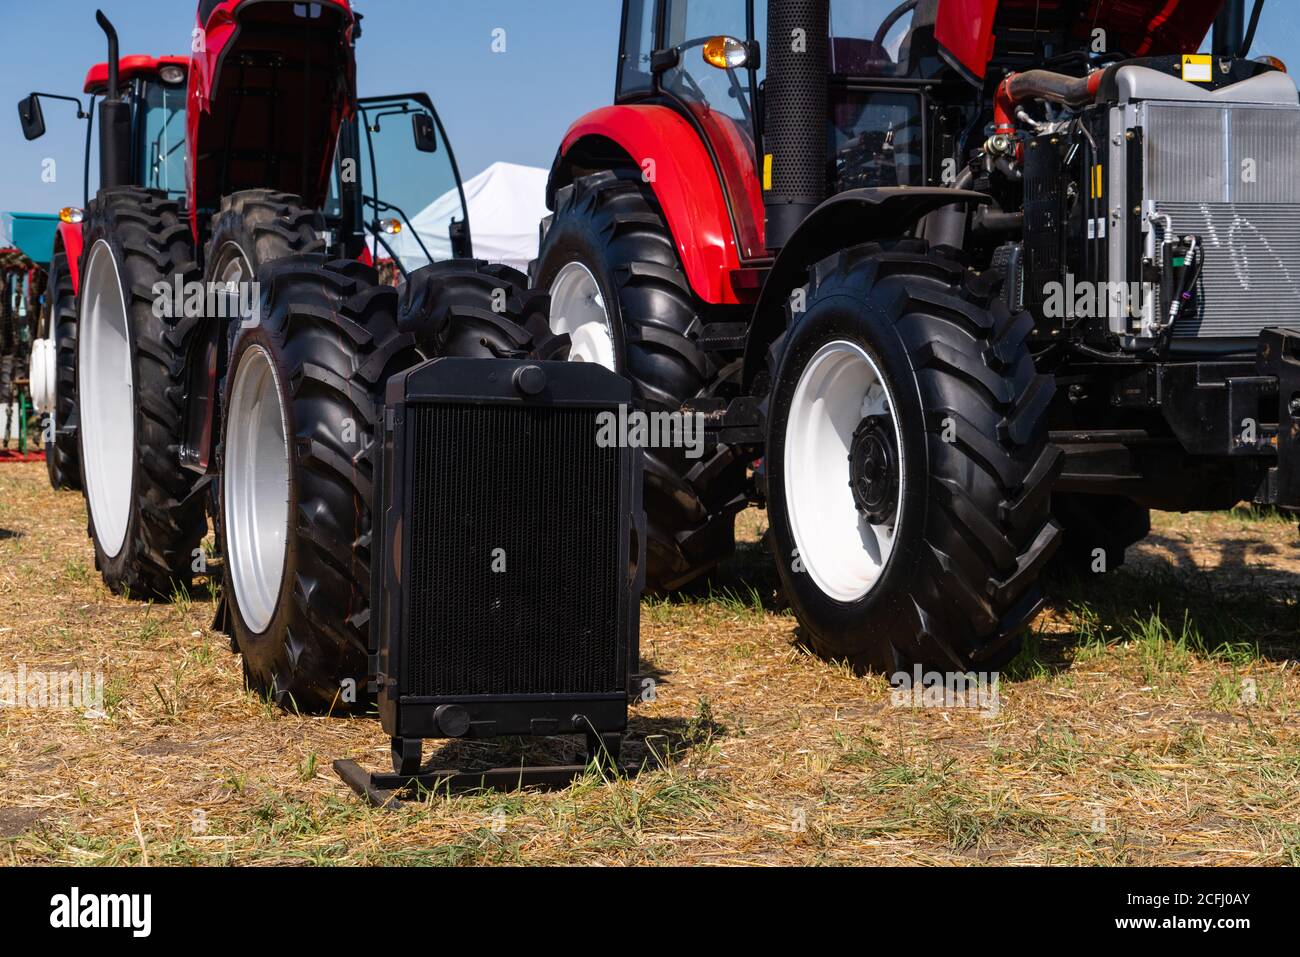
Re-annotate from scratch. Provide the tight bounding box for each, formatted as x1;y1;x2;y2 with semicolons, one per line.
385;161;549;276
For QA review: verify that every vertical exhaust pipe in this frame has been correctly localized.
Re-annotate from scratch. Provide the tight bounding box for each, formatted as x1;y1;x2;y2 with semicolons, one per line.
764;0;829;252
95;9;133;190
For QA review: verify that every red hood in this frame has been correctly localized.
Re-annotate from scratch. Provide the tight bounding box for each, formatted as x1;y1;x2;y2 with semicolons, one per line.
936;0;1224;80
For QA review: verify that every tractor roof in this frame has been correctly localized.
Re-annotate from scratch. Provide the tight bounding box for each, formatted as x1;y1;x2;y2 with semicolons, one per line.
83;56;190;94
937;0;1224;79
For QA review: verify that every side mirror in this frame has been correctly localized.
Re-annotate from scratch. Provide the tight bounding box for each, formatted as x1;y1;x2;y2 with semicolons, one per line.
18;94;45;141
412;113;437;153
702;35;749;70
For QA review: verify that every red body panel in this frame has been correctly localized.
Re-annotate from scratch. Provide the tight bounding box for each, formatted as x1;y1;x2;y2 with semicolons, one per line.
84;55;190;94
934;0;1000;78
58;222;85;295
560;105;755;306
936;0;1223;78
187;0;355;236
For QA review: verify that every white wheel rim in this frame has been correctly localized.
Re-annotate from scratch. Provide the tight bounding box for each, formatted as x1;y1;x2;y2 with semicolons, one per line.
78;240;136;558
31;337;53;413
223;344;291;634
549;261;616;370
784;339;903;603
213;242;256;329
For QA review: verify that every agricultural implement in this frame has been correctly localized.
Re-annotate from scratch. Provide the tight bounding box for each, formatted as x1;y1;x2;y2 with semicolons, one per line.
0;245;45;462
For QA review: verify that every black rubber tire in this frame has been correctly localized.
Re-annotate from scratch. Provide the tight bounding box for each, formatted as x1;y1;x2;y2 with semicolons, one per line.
204;190;325;301
764;241;1063;672
220;256;561;711
1050;493;1150;576
203;191;325;566
77;187;207;598
44;247;81;491
533;171;748;592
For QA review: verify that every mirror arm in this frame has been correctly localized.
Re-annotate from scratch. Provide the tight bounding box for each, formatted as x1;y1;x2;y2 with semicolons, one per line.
29;92;91;120
365;106;412;134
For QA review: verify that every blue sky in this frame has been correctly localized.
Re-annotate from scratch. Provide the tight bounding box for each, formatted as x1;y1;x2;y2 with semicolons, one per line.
0;0;621;214
3;1;1299;217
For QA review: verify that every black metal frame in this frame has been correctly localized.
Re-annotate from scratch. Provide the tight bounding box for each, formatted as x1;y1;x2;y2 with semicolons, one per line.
362;356;645;788
354;92;473;273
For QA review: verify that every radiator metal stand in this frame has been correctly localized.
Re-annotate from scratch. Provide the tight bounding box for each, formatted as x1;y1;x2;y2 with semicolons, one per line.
334;731;632;808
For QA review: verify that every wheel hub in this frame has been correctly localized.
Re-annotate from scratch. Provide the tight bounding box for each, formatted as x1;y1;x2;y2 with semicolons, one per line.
782;339;904;603
849;416;898;525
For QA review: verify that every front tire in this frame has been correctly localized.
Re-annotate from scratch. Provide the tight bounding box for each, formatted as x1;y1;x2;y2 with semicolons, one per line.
534;171;748;591
765;242;1062;672
220;256;561;710
77;188;206;597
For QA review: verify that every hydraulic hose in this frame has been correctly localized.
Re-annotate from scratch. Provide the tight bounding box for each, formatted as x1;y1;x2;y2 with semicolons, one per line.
993;70;1105;134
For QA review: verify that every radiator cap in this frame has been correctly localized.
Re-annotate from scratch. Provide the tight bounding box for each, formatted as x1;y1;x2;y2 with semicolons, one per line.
434;704;471;737
513;363;547;396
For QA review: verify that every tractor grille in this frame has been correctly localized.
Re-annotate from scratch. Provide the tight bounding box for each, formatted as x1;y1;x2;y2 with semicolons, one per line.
1141;102;1300;339
403;403;623;697
1156;203;1300;339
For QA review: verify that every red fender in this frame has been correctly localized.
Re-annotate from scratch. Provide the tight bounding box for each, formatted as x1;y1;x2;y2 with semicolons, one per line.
558;105;758;306
58;221;85;296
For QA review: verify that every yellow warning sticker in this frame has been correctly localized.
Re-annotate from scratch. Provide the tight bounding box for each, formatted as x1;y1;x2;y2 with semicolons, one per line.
1092;165;1104;199
763;154;773;191
1182;54;1213;83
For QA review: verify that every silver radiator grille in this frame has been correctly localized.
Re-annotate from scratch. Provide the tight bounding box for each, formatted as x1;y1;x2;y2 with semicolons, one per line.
1156;202;1300;339
1139;101;1300;338
1144;103;1300;205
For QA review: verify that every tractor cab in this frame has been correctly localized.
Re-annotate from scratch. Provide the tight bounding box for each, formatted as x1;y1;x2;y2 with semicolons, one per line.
85;56;190;201
19;54;190;215
613;0;946;260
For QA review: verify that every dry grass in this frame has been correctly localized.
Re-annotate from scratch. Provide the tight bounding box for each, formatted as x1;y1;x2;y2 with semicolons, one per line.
1;461;1297;865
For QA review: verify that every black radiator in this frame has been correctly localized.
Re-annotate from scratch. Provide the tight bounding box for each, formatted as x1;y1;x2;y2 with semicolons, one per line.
373;357;644;745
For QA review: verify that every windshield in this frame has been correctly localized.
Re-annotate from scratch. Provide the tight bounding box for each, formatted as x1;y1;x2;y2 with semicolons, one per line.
358;96;467;273
830;0;917;76
138;80;187;200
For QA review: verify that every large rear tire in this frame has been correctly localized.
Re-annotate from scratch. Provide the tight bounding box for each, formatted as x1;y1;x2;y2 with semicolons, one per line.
203;190;325;577
44;248;81;491
764;242;1062;672
533;171;747;592
76;188;206;598
204;191;325;314
219;256;562;710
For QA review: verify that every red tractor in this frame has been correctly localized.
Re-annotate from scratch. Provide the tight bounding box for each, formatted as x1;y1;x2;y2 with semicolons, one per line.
528;0;1299;672
18;1;483;708
19;42;190;490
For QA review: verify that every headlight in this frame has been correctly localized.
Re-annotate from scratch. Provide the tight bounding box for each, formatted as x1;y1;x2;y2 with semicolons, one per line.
158;64;186;85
